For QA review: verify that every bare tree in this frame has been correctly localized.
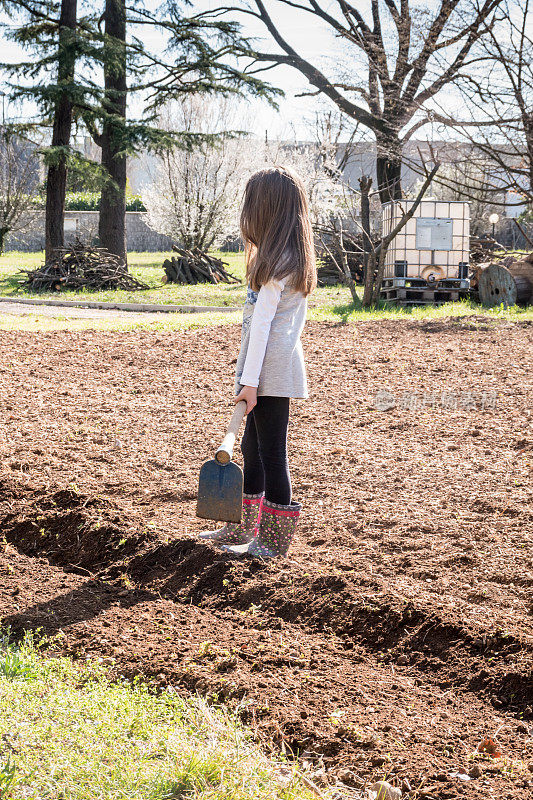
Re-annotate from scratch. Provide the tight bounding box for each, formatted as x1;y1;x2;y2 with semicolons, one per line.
311;108;362;176
230;0;500;202
409;154;504;234
0;128;40;254
448;0;533;213
143;99;252;251
318;160;439;305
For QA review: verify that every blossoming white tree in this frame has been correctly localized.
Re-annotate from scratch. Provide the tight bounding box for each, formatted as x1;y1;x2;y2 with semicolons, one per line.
0;128;41;254
143;97;343;250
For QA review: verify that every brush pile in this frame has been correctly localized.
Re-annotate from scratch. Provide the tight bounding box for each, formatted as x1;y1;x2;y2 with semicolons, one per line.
317;253;365;286
469;234;502;264
23;241;149;292
316;230;369;286
162;246;239;285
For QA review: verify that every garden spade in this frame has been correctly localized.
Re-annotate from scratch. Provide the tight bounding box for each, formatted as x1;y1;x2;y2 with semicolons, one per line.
196;401;247;523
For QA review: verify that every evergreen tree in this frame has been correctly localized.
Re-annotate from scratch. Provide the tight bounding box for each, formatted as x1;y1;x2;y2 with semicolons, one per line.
45;0;77;261
83;0;277;263
98;0;127;263
1;0;275;263
0;0;94;260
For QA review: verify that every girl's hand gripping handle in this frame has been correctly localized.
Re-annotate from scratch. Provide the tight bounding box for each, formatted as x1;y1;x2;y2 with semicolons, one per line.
215;401;247;465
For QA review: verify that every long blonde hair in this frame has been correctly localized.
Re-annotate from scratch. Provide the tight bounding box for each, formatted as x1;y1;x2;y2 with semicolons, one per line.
240;166;317;296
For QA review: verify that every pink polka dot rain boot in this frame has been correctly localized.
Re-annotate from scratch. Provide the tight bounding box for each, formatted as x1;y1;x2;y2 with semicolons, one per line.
223;498;301;559
198;492;263;546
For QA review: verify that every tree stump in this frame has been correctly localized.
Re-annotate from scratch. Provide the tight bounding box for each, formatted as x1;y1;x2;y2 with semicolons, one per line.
478;263;518;308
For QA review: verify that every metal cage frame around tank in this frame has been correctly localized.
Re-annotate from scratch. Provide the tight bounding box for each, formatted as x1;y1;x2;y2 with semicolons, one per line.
382;199;470;290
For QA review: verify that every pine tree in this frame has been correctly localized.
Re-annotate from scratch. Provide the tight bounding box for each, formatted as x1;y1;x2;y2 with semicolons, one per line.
1;0;276;264
44;0;77;261
98;0;127;263
83;0;277;263
0;0;91;260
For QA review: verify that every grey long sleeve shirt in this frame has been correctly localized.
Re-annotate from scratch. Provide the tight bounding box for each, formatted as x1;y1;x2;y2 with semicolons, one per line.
235;278;308;399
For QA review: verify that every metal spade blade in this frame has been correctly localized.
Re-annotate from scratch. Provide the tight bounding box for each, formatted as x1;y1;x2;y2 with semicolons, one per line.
196;401;246;523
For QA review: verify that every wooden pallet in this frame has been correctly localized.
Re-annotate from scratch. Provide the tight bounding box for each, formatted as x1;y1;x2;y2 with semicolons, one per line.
380;286;464;305
382;277;426;289
382;277;466;290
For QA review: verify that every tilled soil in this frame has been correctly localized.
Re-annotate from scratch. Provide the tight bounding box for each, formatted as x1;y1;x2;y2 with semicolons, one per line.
0;319;532;799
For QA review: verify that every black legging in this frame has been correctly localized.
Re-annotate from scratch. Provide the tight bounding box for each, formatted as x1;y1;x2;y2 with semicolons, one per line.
240;396;291;505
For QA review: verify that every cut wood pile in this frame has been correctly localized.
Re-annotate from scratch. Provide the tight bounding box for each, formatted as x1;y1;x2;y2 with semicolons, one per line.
471;251;533;306
162;247;239;285
470;235;501;264
23;241;148;292
317;252;364;286
316;231;370;286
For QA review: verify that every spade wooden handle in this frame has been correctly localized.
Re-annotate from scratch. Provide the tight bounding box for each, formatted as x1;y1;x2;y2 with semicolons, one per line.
215;401;247;465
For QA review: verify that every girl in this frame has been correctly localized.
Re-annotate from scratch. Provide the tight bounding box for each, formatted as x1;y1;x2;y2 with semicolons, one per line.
200;166;316;559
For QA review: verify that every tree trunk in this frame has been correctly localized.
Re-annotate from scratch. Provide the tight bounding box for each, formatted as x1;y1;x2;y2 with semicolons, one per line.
527;113;533;202
98;0;127;265
0;226;9;255
44;0;77;263
375;133;403;205
362;252;376;306
358;174;372;270
360;175;375;306
371;246;388;305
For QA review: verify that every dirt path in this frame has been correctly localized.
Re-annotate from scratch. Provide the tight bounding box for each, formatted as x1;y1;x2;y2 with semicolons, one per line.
0;319;532;799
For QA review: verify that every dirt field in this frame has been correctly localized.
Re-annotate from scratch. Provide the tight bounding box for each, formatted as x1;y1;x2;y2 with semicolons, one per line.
0;319;532;799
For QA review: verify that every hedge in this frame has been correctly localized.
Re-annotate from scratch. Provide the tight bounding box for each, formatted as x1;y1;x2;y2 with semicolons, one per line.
61;192;147;212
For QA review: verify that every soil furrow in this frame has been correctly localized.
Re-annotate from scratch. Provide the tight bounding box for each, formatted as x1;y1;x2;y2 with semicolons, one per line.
0;321;532;798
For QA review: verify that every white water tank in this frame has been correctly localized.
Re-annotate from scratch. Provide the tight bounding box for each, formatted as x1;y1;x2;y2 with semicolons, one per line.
382;200;470;288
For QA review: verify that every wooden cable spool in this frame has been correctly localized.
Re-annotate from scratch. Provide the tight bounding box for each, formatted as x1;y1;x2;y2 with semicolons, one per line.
478;263;518;308
513;275;532;305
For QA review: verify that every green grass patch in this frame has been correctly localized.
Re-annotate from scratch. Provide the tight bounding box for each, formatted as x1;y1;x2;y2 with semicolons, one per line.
0;632;321;800
0;251;248;308
0;251;349;310
0;250;531;330
309;296;533;323
0;297;531;333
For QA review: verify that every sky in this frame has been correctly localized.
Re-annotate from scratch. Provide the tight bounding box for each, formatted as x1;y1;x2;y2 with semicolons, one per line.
0;1;528;143
193;0;341;139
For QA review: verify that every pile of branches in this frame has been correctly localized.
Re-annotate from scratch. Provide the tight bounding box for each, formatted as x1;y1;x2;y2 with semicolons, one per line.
315;228;371;286
162;246;239;285
470;234;502;265
23;240;148;292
